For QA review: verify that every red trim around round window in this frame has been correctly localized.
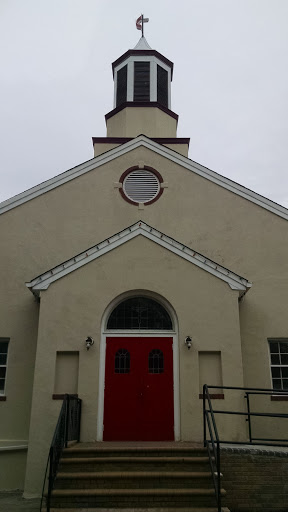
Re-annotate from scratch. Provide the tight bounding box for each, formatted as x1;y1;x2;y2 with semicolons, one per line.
119;166;164;206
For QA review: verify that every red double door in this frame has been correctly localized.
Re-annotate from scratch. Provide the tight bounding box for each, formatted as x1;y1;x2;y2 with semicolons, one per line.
103;337;174;441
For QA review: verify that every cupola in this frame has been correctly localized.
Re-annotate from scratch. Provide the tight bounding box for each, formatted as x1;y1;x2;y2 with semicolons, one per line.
105;36;179;139
92;21;190;158
112;36;173;110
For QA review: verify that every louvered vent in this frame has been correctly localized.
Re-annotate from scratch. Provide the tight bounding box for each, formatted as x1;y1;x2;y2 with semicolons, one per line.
134;62;150;102
157;65;168;107
116;65;127;107
123;170;160;203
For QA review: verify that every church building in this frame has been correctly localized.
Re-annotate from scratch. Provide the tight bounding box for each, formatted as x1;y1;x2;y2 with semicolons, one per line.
1;23;288;505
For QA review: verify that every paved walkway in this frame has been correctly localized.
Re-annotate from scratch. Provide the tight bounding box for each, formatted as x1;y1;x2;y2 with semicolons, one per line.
0;492;41;511
221;442;288;453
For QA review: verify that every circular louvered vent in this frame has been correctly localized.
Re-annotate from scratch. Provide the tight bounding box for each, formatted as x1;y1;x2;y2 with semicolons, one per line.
123;170;160;203
119;166;163;206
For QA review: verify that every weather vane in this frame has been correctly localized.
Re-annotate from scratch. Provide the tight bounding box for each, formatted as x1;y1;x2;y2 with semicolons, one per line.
136;14;149;37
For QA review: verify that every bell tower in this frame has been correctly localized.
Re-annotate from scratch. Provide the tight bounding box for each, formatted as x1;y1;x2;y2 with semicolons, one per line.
105;35;177;139
93;19;190;158
113;36;172;111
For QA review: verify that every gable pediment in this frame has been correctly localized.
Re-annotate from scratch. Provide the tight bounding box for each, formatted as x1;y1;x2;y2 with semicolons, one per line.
1;135;288;221
26;221;252;297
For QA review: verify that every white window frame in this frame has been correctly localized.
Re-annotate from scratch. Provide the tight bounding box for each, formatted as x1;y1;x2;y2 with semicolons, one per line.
268;338;288;391
0;338;9;396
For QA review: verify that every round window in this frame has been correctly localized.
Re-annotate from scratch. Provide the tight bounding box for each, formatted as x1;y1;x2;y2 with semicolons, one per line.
119;166;163;205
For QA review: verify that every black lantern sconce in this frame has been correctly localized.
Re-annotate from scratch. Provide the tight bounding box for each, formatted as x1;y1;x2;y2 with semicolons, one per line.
185;336;192;350
85;336;94;350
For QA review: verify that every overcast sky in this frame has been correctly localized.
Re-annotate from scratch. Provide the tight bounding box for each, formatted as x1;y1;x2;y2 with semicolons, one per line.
0;0;288;207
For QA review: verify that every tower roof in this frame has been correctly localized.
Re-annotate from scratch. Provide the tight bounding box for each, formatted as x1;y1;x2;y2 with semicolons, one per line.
111;46;174;79
133;36;152;50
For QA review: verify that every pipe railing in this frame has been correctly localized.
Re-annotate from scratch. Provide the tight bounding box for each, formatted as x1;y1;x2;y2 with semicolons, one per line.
40;394;82;512
203;384;222;512
203;385;288;512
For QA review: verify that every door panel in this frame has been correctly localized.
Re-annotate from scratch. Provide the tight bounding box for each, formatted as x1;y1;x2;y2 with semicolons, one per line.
103;337;174;441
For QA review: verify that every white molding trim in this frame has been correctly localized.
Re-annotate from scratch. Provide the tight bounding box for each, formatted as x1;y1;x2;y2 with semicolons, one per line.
113;67;117;108
97;290;180;442
26;221;252;296
1;135;288;221
150;59;157;102
127;60;134;102
167;67;171;110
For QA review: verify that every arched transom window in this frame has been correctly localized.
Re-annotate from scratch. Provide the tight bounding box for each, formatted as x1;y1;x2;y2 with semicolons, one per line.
107;297;173;330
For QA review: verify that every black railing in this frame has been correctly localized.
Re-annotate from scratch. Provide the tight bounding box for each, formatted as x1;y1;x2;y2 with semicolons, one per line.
203;384;288;512
203;384;222;512
40;394;82;512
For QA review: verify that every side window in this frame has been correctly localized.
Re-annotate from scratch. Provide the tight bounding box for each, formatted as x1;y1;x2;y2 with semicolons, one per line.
0;339;9;395
115;349;130;374
269;340;288;390
149;349;164;374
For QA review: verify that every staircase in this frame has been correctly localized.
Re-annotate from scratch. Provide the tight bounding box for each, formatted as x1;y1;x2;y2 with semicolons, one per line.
46;442;229;511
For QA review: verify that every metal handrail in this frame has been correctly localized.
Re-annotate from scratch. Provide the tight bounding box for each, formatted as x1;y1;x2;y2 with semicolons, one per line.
206;384;288;393
203;384;288;512
205;385;288;446
203;384;221;512
40;394;82;512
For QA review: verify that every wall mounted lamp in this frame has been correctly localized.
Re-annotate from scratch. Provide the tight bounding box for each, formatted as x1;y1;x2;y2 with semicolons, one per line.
85;336;94;350
185;336;192;350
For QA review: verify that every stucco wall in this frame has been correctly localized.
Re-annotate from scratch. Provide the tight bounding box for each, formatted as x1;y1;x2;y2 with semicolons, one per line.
106;108;177;137
0;448;27;490
0;145;288;494
24;235;243;495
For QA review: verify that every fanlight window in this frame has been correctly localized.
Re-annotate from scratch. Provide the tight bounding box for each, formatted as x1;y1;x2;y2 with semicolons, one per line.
115;349;130;374
107;297;173;330
149;349;164;374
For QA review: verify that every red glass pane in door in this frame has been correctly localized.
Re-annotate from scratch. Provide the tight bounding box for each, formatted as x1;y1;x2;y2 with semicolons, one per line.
103;337;174;441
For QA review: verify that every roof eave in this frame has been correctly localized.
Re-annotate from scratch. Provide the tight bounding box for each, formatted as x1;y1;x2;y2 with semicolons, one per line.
112;49;174;79
26;221;252;297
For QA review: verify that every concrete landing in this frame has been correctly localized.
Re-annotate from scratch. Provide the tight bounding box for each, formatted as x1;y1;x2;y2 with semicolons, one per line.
0;491;41;511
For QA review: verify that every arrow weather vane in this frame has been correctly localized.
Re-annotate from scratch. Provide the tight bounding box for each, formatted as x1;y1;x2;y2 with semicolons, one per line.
136;14;149;37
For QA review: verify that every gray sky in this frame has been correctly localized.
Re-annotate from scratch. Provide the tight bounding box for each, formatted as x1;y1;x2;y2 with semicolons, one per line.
1;0;288;206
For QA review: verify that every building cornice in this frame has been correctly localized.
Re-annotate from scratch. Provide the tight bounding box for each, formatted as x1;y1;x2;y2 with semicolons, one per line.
92;137;190;147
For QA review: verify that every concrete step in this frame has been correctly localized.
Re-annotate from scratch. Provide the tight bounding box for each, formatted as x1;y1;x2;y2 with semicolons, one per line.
62;446;207;459
49;488;226;509
50;444;225;509
43;508;230;512
54;470;214;490
59;456;213;473
51;488;226;497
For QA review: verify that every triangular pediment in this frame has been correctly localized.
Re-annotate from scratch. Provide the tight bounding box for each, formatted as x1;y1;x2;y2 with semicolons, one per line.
26;221;252;297
1;135;288;221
